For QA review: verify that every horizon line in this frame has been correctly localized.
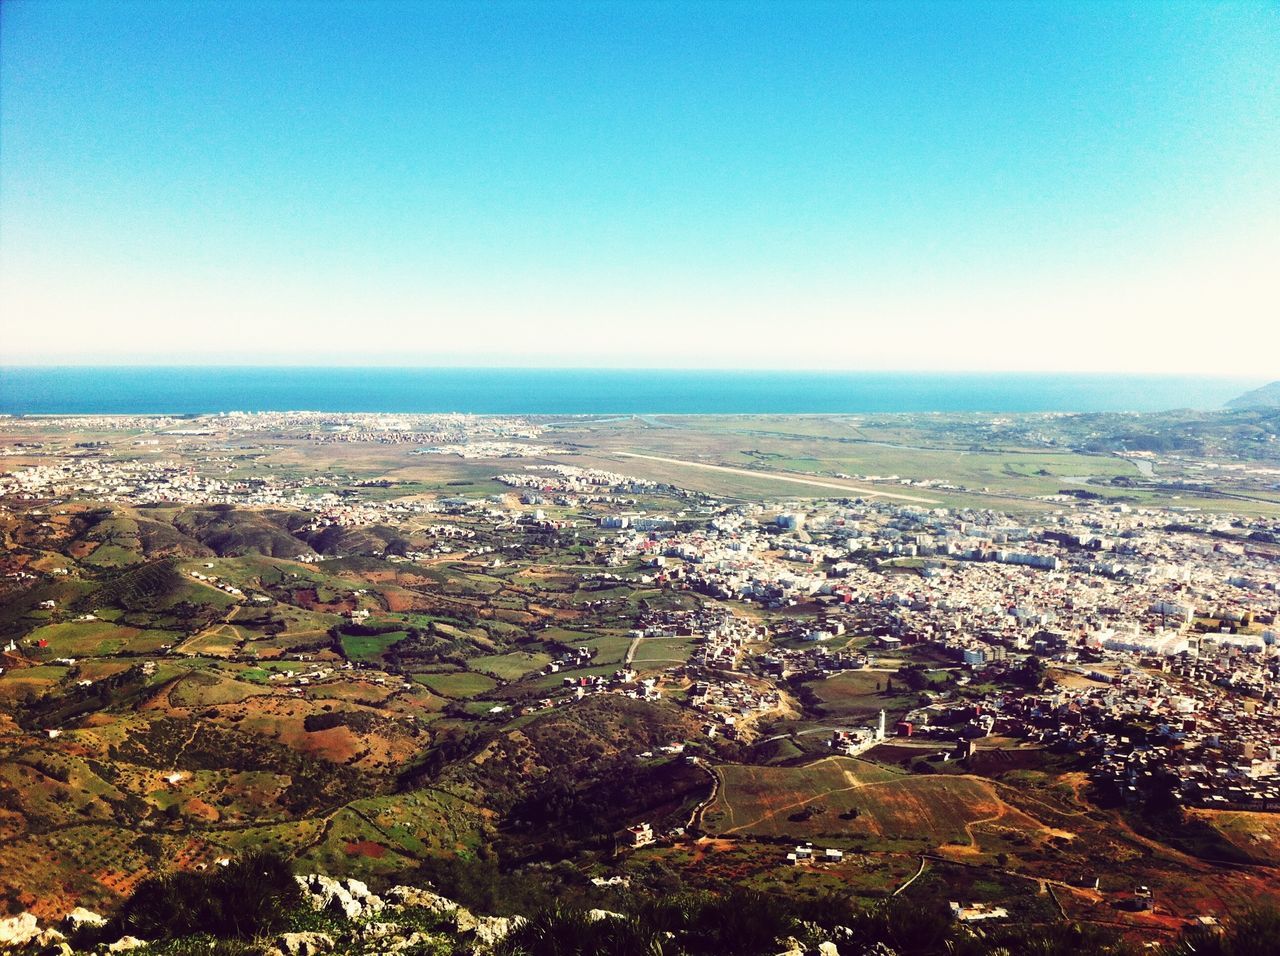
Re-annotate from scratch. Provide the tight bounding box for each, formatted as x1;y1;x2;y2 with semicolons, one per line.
0;363;1268;381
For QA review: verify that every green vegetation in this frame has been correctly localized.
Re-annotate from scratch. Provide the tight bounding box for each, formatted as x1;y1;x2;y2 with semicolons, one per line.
113;851;300;941
3;410;1279;938
340;630;411;663
417;670;499;697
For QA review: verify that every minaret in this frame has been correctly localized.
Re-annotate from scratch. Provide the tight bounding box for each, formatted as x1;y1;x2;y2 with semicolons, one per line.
877;709;886;741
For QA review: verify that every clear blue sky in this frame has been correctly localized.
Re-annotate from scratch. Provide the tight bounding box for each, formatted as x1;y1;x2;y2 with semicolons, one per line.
2;0;1277;371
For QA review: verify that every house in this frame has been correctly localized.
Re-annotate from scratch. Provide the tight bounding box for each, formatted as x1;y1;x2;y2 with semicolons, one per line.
623;822;654;849
950;902;1009;923
1131;886;1155;912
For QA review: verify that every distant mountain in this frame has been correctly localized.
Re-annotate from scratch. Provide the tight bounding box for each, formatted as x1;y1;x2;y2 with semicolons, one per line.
1228;381;1280;409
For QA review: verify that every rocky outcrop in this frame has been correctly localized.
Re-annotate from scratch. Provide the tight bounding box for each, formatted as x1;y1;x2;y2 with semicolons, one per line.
271;930;336;955
61;909;106;935
0;913;40;949
5;873;536;955
295;874;385;921
473;914;524;948
382;884;460;915
289;874;520;953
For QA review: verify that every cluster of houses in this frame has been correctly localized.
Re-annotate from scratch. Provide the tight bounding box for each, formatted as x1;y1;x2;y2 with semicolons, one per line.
496;464;663;497
783;842;846;866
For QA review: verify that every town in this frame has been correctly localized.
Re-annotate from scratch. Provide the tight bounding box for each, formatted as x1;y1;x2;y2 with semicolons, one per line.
2;408;1280;949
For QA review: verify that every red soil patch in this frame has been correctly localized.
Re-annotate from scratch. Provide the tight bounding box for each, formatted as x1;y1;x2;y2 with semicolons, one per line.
182;797;221;823
291;588;320;607
382;589;420;612
344;840;387;858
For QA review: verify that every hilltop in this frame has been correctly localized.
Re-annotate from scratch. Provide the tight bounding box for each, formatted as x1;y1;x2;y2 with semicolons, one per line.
1228;380;1280;409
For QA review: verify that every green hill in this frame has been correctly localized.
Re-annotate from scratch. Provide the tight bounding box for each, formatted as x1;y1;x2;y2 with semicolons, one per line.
172;506;315;558
1228;380;1280;409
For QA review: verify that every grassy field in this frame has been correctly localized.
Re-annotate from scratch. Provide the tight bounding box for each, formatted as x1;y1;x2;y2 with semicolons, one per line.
804;670;918;723
631;636;699;664
416;670;499;698
542;415;1280;515
469;650;552;680
706;756;1052;852
1186;809;1280;865
339;630;409;664
576;634;633;665
25;620;179;657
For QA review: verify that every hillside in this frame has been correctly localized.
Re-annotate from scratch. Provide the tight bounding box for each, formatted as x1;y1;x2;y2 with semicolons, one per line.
10;853;1267;955
172;506;316;558
1228;380;1280;409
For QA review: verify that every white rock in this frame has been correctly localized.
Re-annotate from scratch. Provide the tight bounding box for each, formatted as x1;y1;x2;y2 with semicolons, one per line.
297;873;365;919
329;894;363;920
342;878;372;900
0;912;40;948
106;936;149;952
63;907;107;931
385;930;433;952
819;943;841;956
384;885;460;915
34;927;67;944
273;930;336;955
473;914;524;947
587;908;625;922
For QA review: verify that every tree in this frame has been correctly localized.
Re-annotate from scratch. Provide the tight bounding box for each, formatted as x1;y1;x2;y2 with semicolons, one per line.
114;851;300;941
1014;655;1048;690
899;663;931;691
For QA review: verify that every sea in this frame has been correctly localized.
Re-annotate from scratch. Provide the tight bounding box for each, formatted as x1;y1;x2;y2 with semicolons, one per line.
0;367;1262;416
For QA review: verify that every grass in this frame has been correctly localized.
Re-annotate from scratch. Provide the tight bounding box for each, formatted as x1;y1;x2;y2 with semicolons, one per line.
25;620;179;657
631;636;698;664
705;756;1049;852
415;671;499;698
805;670;917;722
1185;809;1280;865
469;650;552;681
339;630;409;664
572;633;633;665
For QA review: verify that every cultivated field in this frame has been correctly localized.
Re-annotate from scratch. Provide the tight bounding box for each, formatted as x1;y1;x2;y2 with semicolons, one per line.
706;756;1054;852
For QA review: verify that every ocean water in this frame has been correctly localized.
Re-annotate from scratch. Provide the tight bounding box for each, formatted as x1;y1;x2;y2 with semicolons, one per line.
0;367;1261;416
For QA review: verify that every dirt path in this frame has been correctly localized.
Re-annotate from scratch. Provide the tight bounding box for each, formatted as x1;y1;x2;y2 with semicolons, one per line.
893;856;927;896
615;452;940;503
623;636;641;666
174;603;244;656
686;758;721;832
718;766;884;834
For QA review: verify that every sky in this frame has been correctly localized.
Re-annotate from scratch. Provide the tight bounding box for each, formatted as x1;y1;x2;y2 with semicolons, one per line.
1;0;1278;373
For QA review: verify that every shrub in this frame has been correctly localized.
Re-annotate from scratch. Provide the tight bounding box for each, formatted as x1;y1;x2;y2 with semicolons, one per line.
113;850;300;941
